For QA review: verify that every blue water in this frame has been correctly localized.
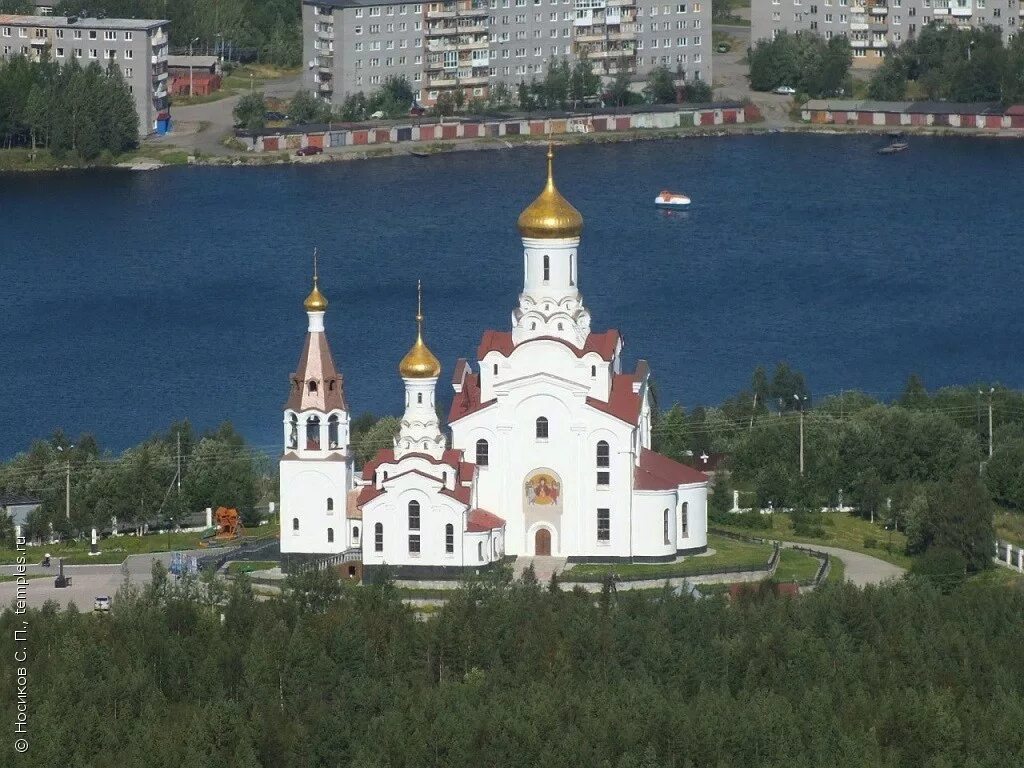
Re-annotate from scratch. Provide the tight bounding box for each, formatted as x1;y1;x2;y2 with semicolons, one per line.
2;133;1023;459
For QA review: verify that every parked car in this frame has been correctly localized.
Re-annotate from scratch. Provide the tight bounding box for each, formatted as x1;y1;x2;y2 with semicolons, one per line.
296;146;323;156
369;110;385;119
773;85;796;95
409;105;425;116
93;595;111;612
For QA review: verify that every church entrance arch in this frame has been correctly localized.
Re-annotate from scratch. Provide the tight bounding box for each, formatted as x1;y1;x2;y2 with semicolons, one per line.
535;528;551;556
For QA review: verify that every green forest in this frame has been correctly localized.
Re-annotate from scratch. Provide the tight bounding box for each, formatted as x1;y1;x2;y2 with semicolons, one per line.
3;569;1024;767
0;55;137;156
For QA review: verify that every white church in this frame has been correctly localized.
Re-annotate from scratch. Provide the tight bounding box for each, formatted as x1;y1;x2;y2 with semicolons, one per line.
280;147;708;577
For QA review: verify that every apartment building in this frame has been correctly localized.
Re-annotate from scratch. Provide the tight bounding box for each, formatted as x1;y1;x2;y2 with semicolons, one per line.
0;14;171;134
303;0;710;105
752;0;1021;69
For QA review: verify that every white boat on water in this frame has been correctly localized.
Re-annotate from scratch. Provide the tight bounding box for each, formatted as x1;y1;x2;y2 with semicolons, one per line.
655;190;691;209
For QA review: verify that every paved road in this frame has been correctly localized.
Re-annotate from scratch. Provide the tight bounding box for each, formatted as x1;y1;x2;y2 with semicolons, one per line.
149;74;301;156
0;549;211;611
781;541;905;587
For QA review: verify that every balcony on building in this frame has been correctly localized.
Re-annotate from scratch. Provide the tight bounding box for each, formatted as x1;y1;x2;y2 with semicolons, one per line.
151;30;168;47
950;5;972;16
850;37;870;46
850;20;869;29
319;80;334;92
869;3;888;14
427;1;490;19
317;55;334;69
318;26;334;38
871;37;888;46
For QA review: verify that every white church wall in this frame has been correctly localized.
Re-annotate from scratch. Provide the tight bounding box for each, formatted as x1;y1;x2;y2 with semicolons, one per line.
279;464;350;554
631;490;680;560
677;483;709;552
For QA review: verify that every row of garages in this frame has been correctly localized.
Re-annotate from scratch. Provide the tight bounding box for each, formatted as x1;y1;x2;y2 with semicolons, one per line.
802;100;1024;129
240;103;759;152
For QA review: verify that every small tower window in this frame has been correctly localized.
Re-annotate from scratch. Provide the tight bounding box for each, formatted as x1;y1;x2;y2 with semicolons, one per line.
417;392;423;404
570;256;574;286
681;502;689;537
288;414;298;449
382;471;388;480
408;500;420;530
597;440;610;485
442;471;447;484
327;497;334;512
536;417;549;440
557;322;563;331
664;509;671;545
493;364;498;376
374;522;383;552
306;416;320;450
445;523;454;553
591;365;596;377
530;322;536;330
327;527;334;543
328;414;339;449
308;380;318;393
328;380;335;391
292;517;300;531
476;438;489;466
543;254;550;281
353;526;359;540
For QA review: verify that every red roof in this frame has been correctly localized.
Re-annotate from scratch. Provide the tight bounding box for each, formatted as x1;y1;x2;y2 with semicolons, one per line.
360;448;465;480
448;372;497;423
586;373;643;425
355;484;385;506
467;508;506;532
634;447;707;490
476;329;621;362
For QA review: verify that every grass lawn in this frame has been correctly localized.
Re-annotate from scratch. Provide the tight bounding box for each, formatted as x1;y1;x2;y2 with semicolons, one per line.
714;511;913;569
994;508;1024;547
968;566;1024;589
227;560;278;576
0;573;50;583
826;555;847;584
773;549;822;584
564;534;773;582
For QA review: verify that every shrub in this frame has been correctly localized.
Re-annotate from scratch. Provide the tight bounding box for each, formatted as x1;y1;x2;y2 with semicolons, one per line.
863;537;877;549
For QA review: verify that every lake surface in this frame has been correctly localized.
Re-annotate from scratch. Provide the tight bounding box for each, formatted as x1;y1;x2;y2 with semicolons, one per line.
2;133;1023;459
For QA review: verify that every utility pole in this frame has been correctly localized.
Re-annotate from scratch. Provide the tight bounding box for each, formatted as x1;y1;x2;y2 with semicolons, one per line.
176;431;182;491
979;386;994;459
56;444;74;521
794;394;808;475
189;36;199;96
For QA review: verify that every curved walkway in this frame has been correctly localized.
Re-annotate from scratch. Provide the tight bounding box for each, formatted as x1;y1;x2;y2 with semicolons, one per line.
781;541;905;587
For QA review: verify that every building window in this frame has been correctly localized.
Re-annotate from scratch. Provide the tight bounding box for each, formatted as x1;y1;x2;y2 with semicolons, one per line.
328;414;339;448
375;522;383;551
493;363;498;375
591;365;596;377
327;497;334;512
408;500;420;530
664;509;671;545
536;416;549;439
478;541;484;561
681;501;688;537
597;508;610;541
327;528;334;543
292;517;299;531
417;392;423;404
542;254;550;281
353;526;359;540
409;534;420;554
596;440;610;485
476;438;489;466
445;523;454;553
306;415;320;450
124;48;133;59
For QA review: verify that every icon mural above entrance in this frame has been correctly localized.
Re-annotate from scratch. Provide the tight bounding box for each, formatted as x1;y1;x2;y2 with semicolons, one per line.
524;470;561;509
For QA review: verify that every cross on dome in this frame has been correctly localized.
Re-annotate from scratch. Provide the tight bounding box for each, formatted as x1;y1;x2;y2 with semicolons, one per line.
304;247;328;312
399;279;442;379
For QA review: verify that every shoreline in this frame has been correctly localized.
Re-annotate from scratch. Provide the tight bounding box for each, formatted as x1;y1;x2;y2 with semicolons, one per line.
4;121;1024;174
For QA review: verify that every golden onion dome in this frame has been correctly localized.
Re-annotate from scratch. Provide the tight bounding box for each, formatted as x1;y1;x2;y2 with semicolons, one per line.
304;249;328;311
517;144;583;240
399;281;442;379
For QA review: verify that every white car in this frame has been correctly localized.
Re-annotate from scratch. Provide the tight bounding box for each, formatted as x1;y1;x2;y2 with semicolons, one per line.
773;85;797;95
93;595;111;612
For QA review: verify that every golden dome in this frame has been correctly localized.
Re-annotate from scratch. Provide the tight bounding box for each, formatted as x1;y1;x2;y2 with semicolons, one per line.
517;144;583;240
399;281;442;379
304;249;328;311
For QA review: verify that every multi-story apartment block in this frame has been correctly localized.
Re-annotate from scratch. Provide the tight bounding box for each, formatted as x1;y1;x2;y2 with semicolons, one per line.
0;14;171;133
752;0;1020;69
303;0;709;106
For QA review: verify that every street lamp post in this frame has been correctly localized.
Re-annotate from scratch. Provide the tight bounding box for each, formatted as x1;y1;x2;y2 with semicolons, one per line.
56;444;74;521
167;516;174;551
979;386;995;459
189;37;200;96
793;395;808;475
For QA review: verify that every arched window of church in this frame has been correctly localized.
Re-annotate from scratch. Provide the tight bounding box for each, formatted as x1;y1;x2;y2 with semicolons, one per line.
530;322;536;330
493;364;498;376
681;502;689;537
329;380;335;391
557;323;563;331
383;471;388;480
292;517;299;531
536;417;549;440
543;254;550;281
308;380;318;393
476;438;489;466
591;365;596;377
478;541;484;561
408;501;420;531
326;497;334;512
445;523;454;553
663;509;670;545
328;414;339;448
288;414;298;449
306;416;320;450
327;527;334;543
442;471;447;484
374;522;383;552
570;256;575;286
353;526;359;540
596;441;610;485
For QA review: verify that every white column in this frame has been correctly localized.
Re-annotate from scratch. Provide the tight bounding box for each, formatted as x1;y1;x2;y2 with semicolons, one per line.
1017;547;1023;573
732;489;740;512
205;507;213;529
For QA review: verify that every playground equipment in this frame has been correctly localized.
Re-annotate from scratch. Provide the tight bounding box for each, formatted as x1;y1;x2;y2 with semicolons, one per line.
212;507;245;541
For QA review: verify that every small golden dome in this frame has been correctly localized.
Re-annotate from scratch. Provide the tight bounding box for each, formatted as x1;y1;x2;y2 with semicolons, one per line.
517;144;583;240
399;281;442;379
304;249;328;311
